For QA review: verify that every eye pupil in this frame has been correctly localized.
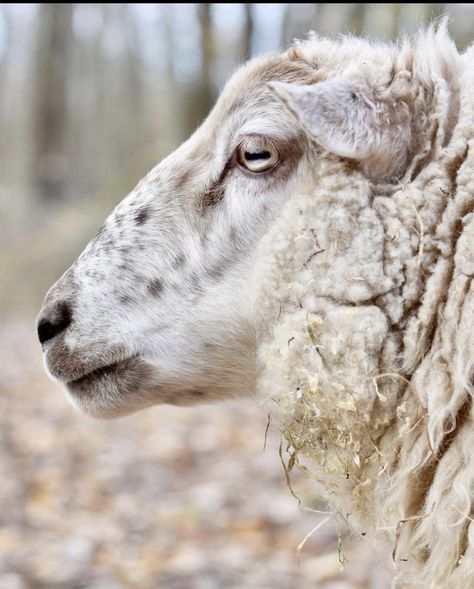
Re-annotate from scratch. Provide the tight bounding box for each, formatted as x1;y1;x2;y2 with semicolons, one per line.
238;140;279;172
244;150;271;161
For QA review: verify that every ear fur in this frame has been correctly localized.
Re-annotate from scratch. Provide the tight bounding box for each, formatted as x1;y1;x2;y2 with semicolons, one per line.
268;78;414;180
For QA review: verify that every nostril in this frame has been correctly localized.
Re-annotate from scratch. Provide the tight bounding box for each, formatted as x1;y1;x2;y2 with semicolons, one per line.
37;302;72;344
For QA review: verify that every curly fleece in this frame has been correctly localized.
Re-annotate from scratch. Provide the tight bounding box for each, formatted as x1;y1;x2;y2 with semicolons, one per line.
255;26;474;588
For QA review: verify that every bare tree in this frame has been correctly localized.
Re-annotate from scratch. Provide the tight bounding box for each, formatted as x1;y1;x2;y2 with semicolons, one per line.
195;4;215;127
388;3;402;38
32;4;73;202
101;4;145;162
180;4;215;137
242;4;254;61
282;3;319;45
348;3;367;36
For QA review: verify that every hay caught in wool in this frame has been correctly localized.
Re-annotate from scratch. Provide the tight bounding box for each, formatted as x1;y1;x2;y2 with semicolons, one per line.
254;23;474;588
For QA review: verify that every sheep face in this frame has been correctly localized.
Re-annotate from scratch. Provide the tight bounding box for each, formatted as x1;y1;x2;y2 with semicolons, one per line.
38;36;430;418
37;55;318;417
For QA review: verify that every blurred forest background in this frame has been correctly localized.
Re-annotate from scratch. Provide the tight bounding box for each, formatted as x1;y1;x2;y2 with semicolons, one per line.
2;3;474;311
1;4;473;589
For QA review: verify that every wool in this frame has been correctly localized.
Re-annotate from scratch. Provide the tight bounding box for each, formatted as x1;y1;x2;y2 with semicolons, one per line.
255;27;474;588
37;18;474;588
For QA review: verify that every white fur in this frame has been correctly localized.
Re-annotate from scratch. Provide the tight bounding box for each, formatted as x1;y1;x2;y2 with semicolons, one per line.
256;26;474;589
39;23;474;588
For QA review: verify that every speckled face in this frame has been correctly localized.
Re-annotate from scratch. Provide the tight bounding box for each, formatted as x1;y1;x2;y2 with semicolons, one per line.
37;54;316;417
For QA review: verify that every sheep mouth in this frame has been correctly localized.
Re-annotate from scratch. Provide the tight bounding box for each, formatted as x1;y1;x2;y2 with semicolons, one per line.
68;359;130;385
65;356;141;391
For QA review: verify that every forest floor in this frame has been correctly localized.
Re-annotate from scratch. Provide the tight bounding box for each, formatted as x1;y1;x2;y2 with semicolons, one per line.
0;316;391;589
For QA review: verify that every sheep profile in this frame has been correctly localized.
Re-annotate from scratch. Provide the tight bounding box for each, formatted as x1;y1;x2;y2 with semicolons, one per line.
38;22;474;588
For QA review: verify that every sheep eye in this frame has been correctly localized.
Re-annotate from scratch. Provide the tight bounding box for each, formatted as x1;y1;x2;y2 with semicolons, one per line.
238;142;279;173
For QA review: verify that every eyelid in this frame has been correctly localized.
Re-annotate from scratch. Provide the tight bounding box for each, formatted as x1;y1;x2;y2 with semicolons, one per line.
236;133;278;150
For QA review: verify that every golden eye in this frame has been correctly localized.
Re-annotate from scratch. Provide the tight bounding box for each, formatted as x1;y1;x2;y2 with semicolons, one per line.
238;141;279;173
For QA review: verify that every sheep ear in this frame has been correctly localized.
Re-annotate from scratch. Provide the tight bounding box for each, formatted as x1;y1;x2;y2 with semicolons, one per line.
268;79;401;177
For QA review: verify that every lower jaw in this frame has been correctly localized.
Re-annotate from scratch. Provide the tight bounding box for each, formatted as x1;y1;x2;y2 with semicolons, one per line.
63;357;155;418
65;382;152;419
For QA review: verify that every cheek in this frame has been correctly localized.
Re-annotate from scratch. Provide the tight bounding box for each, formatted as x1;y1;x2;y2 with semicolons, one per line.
224;174;299;240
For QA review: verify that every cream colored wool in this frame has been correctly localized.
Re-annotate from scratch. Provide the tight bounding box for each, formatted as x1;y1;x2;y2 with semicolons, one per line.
255;28;474;588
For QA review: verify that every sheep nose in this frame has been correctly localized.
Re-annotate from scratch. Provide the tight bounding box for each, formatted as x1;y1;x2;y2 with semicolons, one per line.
37;302;72;344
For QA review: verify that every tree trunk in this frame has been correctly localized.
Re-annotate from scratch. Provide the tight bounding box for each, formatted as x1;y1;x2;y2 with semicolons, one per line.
32;4;73;202
184;3;214;135
389;3;402;38
242;4;254;61
348;3;366;36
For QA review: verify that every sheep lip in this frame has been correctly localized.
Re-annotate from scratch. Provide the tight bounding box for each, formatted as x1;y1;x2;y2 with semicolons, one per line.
66;357;136;386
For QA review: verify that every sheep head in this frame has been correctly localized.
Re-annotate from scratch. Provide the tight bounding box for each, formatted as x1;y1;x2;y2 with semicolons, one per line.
37;25;458;422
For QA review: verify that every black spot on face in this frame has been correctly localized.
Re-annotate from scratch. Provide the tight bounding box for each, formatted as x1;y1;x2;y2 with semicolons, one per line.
189;273;203;295
174;168;192;192
134;206;151;225
207;263;225;281
200;183;225;210
119;294;133;305
148;278;164;298
173;253;186;269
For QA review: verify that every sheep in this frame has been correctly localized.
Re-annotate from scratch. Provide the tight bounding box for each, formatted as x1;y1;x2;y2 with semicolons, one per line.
38;23;474;588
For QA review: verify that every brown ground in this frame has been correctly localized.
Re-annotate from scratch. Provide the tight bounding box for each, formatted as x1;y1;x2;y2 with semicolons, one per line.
0;318;390;589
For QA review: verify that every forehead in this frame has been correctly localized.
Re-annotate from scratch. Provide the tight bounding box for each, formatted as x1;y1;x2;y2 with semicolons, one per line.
208;54;319;132
105;54;320;216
